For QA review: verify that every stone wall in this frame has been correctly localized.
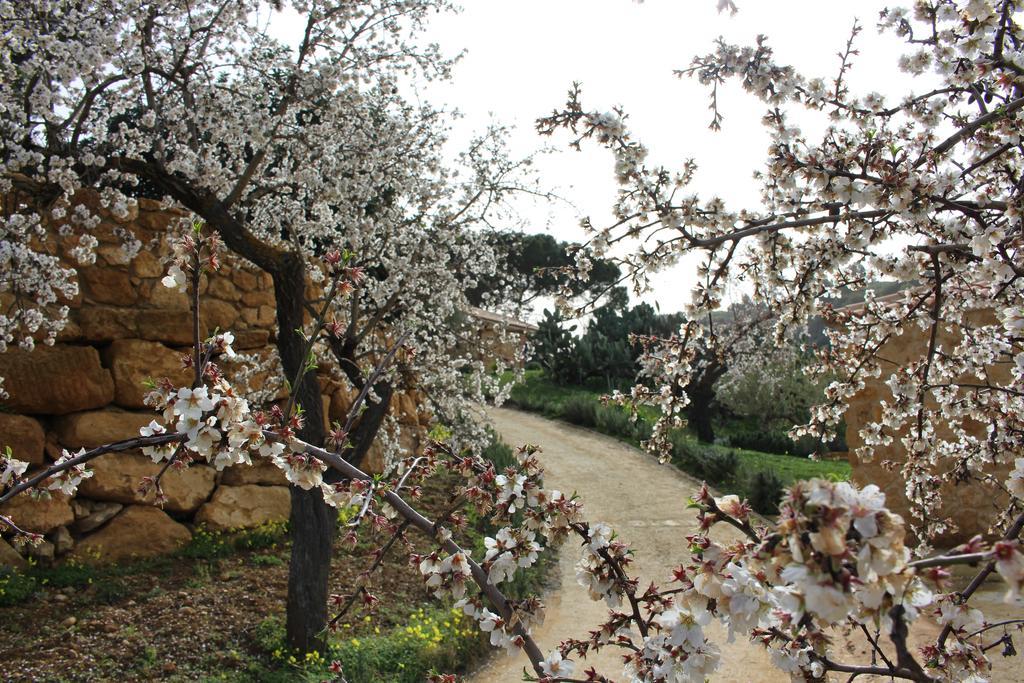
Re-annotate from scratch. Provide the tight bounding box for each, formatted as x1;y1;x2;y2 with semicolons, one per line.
0;195;428;567
844;309;1013;545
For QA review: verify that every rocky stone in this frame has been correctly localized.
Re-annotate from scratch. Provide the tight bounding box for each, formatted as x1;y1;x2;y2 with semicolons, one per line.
233;270;259;292
0;414;46;465
142;280;191;311
363;441;386;475
71;499;91;519
0;492;75;534
0;538;27;570
102;339;192;409
202;299;238;334
72;505;191;565
233;329;270;350
74;307;194;345
27;540;55;562
72;501;123;533
241;290;274;307
53;526;73;555
395;393;418;424
0;345;115;415
329;387;357;423
221;458;287;486
257;305;275;325
207;278;238;300
80;267;135;305
44;435;64;462
52;409;155;448
194;485;290;531
129;250;164;278
78;452;215;514
398;426;420;456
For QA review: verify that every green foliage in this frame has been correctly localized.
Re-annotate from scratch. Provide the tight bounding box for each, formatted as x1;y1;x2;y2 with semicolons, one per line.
0;567;37;606
250;554;285;567
530;308;579;385
233;520;289;552
252;607;487;683
31;558;99;588
748;470;785;515
593;404;634;439
180;527;234;560
181;520;289;560
94;577;130;605
480;429;516;472
667;435;739;485
466;231;621;309
561;396;597;427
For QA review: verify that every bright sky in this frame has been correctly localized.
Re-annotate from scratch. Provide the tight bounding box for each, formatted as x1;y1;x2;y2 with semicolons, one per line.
269;1;915;318
417;1;912;317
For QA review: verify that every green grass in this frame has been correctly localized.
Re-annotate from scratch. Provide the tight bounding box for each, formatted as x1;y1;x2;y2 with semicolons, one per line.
248;605;488;683
502;370;850;513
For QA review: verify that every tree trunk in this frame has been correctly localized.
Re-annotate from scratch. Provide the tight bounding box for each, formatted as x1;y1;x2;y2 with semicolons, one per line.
685;363;724;444
687;394;716;443
274;256;333;655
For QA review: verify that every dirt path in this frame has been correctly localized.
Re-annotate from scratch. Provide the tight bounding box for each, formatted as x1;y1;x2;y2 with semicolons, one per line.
470;407;788;683
471;407;1024;683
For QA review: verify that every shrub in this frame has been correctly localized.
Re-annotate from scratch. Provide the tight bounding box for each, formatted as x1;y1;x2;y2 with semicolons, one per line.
253;608;486;683
723;426;815;457
0;568;36;607
748;470;785;515
234;520;289;552
594;404;633;439
480;433;516;472
701;448;739;486
560;396;597;427
32;558;99;588
632;417;653;443
180;527;234;560
669;432;705;477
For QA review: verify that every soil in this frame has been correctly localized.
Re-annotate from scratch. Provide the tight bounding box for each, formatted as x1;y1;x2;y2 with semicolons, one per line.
470;407;1024;683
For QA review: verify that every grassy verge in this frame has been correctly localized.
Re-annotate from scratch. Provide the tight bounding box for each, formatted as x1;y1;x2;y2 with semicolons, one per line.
504;370;850;514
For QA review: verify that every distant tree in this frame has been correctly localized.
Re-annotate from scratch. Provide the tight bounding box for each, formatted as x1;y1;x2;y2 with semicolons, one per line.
530;308;578;384
466;231;620;310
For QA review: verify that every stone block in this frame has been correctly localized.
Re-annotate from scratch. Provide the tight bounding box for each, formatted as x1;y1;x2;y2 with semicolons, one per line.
194;484;290;531
0;491;75;534
72;505;191;565
0;538;27;570
233;270;259;292
80;267;135;305
103;339;191;409
74;307;194;345
0;414;45;465
207;278;238;300
0;345;114;415
71;501;123;533
52;526;73;555
78;452;215;514
221;458;287;487
52;409;155;448
129;250;164;278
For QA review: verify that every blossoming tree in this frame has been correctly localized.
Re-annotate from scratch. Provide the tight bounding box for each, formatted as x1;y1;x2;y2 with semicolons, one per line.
3;1;1024;682
0;0;535;653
